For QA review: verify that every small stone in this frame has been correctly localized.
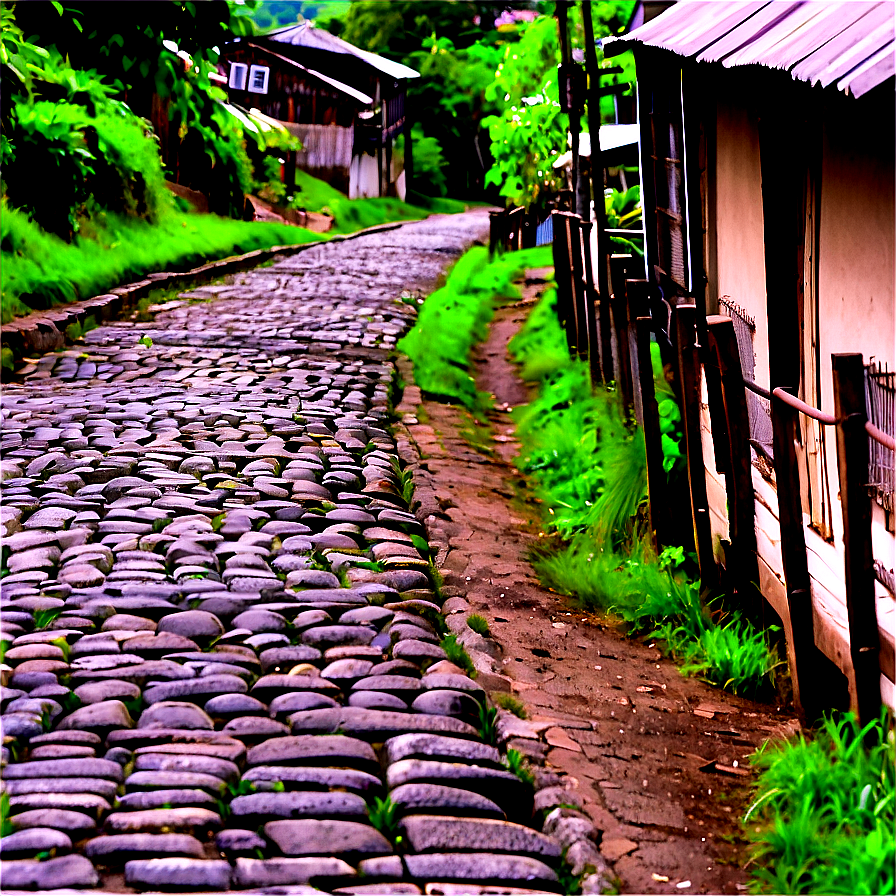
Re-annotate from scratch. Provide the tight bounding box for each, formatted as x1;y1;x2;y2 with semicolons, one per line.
0;854;98;889
230;791;368;825
0;827;72;859
232;856;354;889
55;699;135;736
104;807;222;835
138;701;215;730
124;857;232;891
85;832;206;864
157;610;225;645
265;819;392;859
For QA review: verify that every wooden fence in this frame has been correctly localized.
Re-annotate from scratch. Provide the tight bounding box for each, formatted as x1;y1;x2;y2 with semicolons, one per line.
504;207;896;725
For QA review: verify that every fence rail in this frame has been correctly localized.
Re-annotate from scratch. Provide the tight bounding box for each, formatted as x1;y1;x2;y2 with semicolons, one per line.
528;205;894;724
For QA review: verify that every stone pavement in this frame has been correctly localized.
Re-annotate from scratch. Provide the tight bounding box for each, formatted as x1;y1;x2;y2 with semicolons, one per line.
0;211;588;894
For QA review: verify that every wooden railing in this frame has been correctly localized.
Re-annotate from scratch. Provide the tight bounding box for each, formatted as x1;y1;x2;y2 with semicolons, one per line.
543;208;893;724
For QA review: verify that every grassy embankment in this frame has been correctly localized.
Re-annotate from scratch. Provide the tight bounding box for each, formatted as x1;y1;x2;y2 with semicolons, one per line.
1;167;466;326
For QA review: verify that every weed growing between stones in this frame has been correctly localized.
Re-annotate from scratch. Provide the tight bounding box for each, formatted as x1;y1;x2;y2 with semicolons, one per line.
503;747;535;787
475;700;499;746
512;289;781;700
494;693;527;718
744;709;894;895
367;796;403;848
33;607;63;629
0;792;14;837
467;613;491;637
440;633;476;677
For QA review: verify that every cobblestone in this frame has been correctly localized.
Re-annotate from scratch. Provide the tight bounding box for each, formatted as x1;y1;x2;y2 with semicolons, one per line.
0;211;583;893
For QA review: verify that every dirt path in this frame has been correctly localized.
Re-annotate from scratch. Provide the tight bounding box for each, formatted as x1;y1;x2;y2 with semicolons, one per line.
395;278;800;896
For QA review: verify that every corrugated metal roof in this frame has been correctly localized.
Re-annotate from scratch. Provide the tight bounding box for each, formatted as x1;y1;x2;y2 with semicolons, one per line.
605;0;895;98
266;22;420;80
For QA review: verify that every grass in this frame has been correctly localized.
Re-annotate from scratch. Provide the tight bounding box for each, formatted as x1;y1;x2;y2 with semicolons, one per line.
467;614;491;637
744;709;894;895
1;204;323;323
503;747;535;787
439;633;476;678
494;693;527;718
291;168;466;236
475;700;499;746
512;288;781;700
367;796;402;847
398;244;553;415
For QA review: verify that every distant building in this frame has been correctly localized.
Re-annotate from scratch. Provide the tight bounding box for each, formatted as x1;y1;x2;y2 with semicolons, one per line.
221;22;419;199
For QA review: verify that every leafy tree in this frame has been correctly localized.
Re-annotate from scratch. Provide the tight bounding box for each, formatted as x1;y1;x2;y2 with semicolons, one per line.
12;1;259;216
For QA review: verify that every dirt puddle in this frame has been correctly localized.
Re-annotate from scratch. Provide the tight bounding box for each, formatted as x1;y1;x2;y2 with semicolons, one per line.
395;274;799;895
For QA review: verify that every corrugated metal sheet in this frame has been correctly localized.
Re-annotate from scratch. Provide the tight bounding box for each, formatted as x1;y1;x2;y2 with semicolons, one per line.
606;0;895;98
268;22;420;80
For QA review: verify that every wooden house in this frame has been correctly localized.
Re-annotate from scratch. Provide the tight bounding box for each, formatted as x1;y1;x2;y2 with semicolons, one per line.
605;0;895;718
221;21;419;198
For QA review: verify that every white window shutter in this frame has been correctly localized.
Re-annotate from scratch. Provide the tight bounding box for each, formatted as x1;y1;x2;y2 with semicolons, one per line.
248;65;270;94
229;62;248;90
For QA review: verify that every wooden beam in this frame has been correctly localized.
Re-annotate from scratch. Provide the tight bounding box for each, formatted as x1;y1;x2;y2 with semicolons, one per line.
705;316;759;591
610;254;634;411
771;387;825;723
832;352;882;725
674;304;716;586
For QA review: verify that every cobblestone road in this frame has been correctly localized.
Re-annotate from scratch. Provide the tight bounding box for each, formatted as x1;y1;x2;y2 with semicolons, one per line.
0;211;579;894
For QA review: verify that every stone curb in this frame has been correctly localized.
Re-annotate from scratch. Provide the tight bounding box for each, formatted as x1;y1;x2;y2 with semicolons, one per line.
1;220;410;378
390;357;612;895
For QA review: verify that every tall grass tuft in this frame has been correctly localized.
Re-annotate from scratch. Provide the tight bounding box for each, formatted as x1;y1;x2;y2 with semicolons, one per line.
745;709;894;895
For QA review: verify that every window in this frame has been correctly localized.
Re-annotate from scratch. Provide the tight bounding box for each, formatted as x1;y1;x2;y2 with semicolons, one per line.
645;68;689;294
229;62;248;90
866;362;894;513
248;65;270;94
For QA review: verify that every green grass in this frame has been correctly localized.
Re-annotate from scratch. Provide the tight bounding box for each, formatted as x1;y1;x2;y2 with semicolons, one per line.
513;288;781;700
1;204;323;323
467;614;491;637
494;693;528;718
398;244;553;414
503;747;535;787
291;168;466;235
745;710;894;895
439;633;476;678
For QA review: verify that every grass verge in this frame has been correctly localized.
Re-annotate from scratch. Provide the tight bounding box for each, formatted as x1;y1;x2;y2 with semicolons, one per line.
0;204;323;324
744;709;894;894
398;244;553;415
512;288;781;700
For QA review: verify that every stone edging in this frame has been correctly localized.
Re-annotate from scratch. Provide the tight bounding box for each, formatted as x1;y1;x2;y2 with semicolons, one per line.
390;356;612;895
1;220;409;376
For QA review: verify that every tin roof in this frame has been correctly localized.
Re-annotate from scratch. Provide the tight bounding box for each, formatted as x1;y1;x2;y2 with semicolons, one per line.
266;21;420;80
605;1;895;98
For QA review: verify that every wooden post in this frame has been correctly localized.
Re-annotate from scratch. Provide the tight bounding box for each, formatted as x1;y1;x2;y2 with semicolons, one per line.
610;254;634;410
579;219;601;384
705;317;759;593
626;279;650;426
674;304;716;586
771;388;825;723
552;211;579;357
832;352;882;724
508;206;525;252
488;210;503;259
635;312;668;553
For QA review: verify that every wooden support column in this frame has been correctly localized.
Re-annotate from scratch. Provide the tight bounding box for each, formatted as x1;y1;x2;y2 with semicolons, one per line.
579;219;601;385
674;304;716;586
552;211;579;357
610;254;634;410
771;388;825;723
705;316;759;592
635;312;668;554
832;352;882;724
